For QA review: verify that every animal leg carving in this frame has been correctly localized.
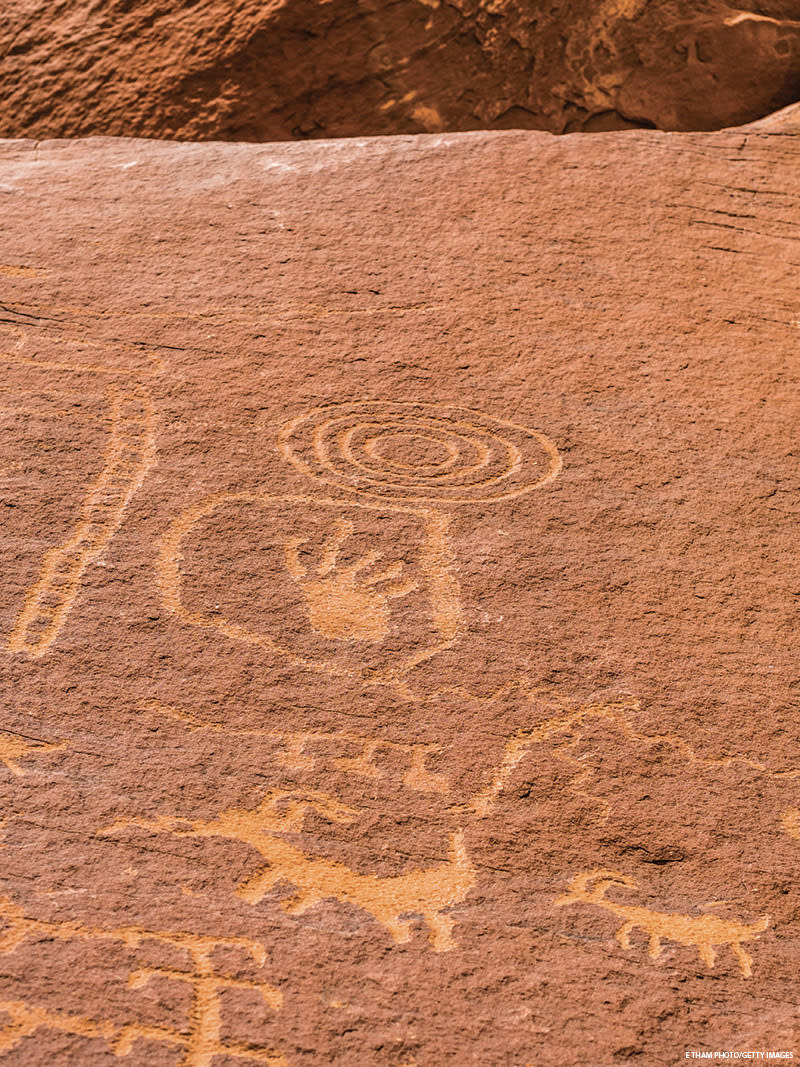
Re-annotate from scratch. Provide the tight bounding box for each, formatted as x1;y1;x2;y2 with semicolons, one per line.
236;866;282;905
281;890;319;916
615;921;634;950
381;914;413;944
730;942;753;978
424;911;456;952
698;942;717;968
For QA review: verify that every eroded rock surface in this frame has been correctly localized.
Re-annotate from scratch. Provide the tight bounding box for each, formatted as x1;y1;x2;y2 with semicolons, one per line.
1;128;799;1063
2;0;800;140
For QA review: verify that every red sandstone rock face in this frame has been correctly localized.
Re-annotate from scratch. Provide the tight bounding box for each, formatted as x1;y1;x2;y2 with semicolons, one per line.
2;0;800;141
1;127;799;1063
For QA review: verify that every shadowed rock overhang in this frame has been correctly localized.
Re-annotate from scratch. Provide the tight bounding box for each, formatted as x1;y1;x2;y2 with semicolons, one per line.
3;0;800;141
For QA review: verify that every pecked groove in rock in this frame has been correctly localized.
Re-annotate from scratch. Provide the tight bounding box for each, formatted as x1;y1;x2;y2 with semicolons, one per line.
2;0;800;141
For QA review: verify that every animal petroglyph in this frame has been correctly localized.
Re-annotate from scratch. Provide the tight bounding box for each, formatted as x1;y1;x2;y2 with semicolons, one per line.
6;384;156;657
463;696;643;819
278;400;562;504
556;870;769;977
285;517;418;643
141;699;450;794
782;809;800;840
145;685;800;826
462;688;800;820
0;897;286;1066
105;788;475;952
158;493;461;690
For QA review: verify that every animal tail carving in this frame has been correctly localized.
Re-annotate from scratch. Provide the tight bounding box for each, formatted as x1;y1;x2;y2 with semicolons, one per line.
448;830;468;867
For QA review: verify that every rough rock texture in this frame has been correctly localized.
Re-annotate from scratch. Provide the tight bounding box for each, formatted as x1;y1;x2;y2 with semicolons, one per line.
1;126;800;1064
3;0;800;141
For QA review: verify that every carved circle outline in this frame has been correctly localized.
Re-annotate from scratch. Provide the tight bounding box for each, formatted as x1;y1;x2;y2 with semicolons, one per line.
278;401;562;503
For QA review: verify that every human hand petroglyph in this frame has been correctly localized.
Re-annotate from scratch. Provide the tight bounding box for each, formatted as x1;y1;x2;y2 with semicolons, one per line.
284;517;418;643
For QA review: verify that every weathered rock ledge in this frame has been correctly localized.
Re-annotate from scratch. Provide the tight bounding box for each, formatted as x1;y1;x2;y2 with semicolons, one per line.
3;0;800;141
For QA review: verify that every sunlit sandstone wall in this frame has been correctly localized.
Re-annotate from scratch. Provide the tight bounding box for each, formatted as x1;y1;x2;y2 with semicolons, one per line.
1;127;799;1062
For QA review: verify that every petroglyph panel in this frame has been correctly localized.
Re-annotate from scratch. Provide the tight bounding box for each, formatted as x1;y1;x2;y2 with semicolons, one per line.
93;685;800;980
2;129;800;1065
159;494;461;687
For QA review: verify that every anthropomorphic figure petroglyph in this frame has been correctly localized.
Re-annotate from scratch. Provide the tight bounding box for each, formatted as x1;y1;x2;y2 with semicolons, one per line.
106;788;475;952
556;869;769;977
0;897;286;1066
285;517;418;642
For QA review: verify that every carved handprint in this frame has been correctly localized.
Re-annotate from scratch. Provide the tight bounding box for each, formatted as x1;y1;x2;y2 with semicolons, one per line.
285;518;418;643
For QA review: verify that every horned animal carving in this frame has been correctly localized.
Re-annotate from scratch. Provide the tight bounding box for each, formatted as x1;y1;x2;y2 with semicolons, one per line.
106;789;474;952
556;869;769;977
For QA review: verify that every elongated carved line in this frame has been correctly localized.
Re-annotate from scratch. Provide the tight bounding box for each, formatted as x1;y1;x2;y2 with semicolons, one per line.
6;385;156;657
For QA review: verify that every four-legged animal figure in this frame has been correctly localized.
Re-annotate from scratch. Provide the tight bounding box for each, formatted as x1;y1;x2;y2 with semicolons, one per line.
556;869;769;977
106;789;474;952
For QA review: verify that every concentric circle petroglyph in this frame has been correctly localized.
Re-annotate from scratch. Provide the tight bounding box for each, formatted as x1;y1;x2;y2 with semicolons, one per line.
278;401;562;503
